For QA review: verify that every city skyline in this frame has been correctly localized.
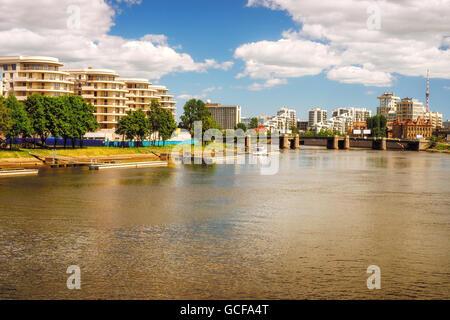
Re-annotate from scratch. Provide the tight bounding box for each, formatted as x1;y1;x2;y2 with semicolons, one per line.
0;0;448;121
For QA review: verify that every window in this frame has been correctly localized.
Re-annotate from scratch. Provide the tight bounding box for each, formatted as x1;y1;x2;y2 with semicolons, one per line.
12;64;16;70
3;64;8;71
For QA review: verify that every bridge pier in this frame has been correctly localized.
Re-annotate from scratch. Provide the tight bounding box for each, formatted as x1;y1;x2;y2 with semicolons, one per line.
291;135;300;150
372;137;387;150
343;135;350;150
327;136;339;150
245;135;251;153
280;135;289;149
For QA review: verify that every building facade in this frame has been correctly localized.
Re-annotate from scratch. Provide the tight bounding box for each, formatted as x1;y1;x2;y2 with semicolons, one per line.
205;103;241;130
396;98;426;122
0;56;74;101
392;118;432;140
308;107;327;128
423;111;443;129
332;107;371;123
66;68;128;134
377;92;400;121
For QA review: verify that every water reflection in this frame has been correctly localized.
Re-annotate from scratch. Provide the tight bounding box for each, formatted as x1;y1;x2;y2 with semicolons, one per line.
0;149;449;299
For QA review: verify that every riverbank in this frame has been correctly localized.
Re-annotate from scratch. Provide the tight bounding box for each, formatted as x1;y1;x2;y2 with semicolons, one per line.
0;146;175;169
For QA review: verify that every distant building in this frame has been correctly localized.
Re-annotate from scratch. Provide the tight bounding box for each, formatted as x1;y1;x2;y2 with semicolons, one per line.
396;98;426;122
443;120;450;128
205;103;241;130
332;107;371;122
277;107;297;129
297;120;308;132
377;92;400;121
308;107;327;128
392;118;432;140
424;111;443;129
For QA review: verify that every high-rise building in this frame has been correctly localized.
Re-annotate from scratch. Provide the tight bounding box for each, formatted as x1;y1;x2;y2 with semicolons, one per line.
308;107;327;128
205;103;241;130
396;98;426;122
377;92;400;121
0;56;74;101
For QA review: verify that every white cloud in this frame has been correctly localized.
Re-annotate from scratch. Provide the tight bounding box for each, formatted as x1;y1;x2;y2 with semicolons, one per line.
444;86;450;90
177;94;207;100
237;0;450;87
248;78;287;91
0;0;233;80
327;66;393;87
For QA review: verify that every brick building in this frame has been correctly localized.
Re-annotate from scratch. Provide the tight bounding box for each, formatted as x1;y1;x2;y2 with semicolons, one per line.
392;118;432;140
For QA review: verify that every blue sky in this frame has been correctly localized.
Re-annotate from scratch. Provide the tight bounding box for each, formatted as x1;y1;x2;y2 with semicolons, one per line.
106;0;449;121
2;0;448;121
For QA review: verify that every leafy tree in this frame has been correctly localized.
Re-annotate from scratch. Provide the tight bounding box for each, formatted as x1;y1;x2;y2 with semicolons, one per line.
157;108;177;145
0;96;12;144
24;94;51;147
115;111;135;144
4;95;32;149
179;99;220;137
366;115;387;137
290;125;300;135
249;117;259;129
132;109;151;144
67;95;98;148
236;122;247;132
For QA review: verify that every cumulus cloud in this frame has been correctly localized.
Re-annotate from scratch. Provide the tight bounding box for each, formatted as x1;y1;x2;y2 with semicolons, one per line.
0;0;233;80
236;0;450;87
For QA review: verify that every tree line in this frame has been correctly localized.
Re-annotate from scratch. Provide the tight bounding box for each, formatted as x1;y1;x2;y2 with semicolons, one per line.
0;93;98;149
115;99;177;146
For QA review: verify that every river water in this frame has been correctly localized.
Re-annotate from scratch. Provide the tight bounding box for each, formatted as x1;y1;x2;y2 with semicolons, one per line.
0;148;449;299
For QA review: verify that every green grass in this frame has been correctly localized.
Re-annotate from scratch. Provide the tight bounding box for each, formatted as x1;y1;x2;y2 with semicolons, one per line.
29;146;177;158
434;143;450;151
0;150;34;159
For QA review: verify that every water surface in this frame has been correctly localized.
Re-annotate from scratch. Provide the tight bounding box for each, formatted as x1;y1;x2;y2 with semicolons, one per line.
0;148;449;299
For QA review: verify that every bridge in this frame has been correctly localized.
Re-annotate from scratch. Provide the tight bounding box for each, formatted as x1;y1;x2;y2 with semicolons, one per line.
277;135;428;151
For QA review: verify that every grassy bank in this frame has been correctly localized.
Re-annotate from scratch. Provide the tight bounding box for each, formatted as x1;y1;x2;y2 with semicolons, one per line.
0;143;231;161
29;146;177;158
0;150;34;159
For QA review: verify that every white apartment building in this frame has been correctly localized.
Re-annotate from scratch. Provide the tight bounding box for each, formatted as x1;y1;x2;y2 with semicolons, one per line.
0;56;74;101
311;113;353;134
264;107;297;134
0;55;177;140
308;107;327;128
377;92;400;121
424;111;443;129
332;107;372;123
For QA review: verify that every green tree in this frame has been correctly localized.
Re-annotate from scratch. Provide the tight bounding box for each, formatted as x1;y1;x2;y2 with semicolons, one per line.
249;117;259;129
366;115;387;137
24;94;51;147
179;99;219;136
4;95;32;149
115;111;135;144
236;122;247;132
68;95;98;148
0;96;12;145
290;125;300;135
157;108;177;145
132;109;150;145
